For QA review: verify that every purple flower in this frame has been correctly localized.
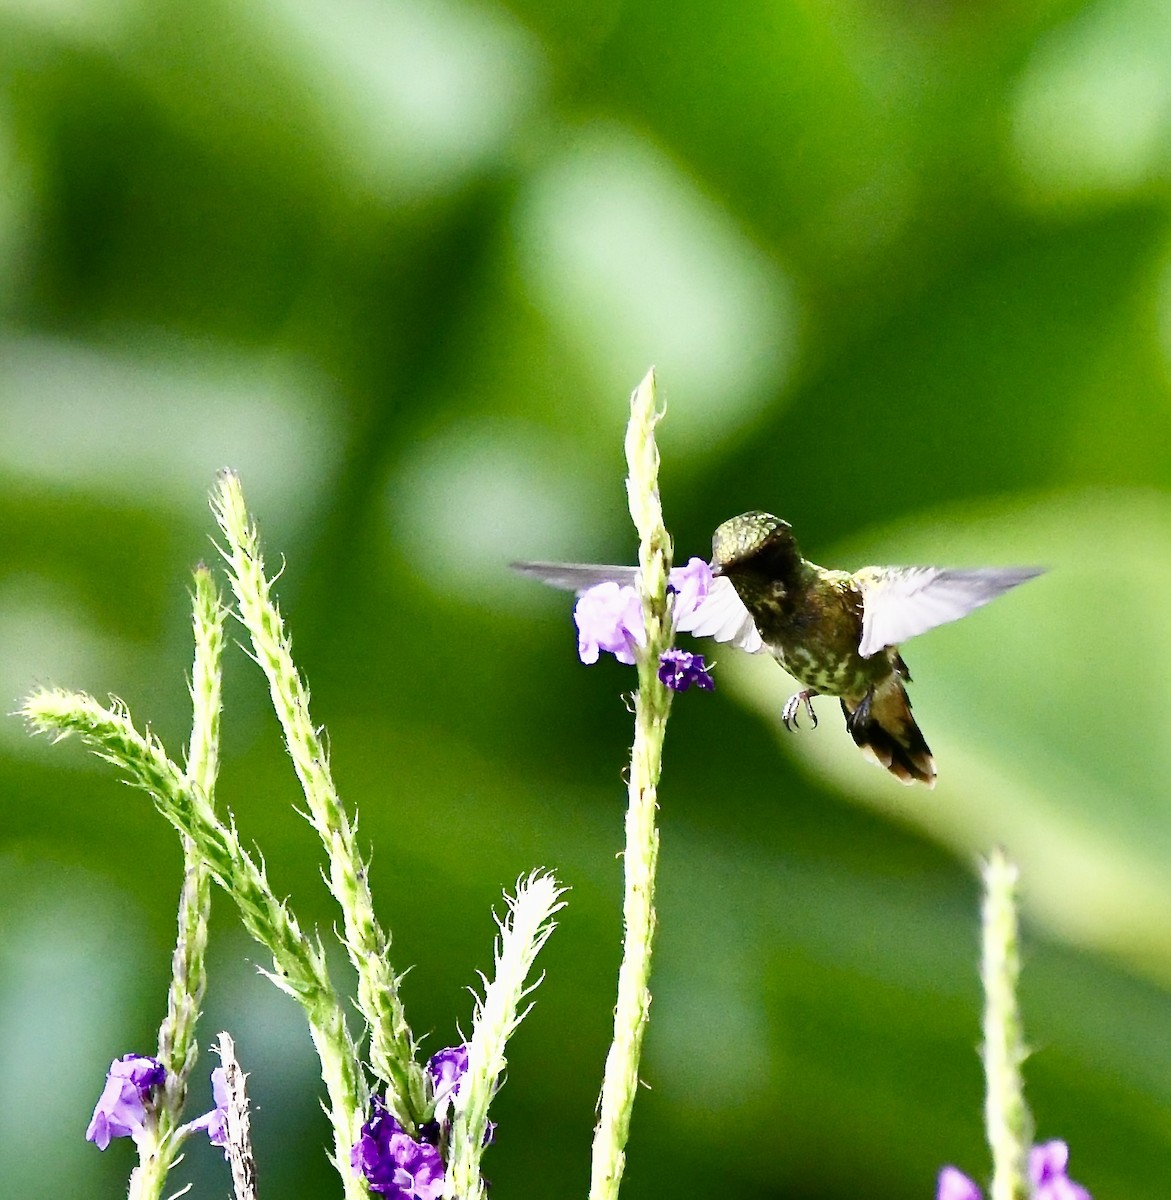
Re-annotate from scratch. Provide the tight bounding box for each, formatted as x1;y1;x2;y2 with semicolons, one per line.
427;1044;468;1121
85;1054;166;1150
183;1066;230;1153
574;582;645;665
937;1166;982;1200
573;557;717;669
657;649;714;692
206;1067;230;1147
1030;1141;1092;1200
426;1043;496;1146
936;1141;1090;1200
352;1097;444;1200
668;557;712;624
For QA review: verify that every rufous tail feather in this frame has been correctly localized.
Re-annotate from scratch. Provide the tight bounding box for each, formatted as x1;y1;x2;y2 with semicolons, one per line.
840;678;936;788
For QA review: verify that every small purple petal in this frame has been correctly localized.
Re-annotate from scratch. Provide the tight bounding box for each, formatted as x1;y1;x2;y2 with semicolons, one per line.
389;1137;445;1200
1029;1141;1069;1184
85;1054;165;1150
937;1143;1090;1200
1031;1141;1091;1200
118;1055;166;1090
86;1075;140;1150
937;1166;982;1200
206;1067;230;1148
657;649;715;692
177;1066;230;1152
574;583;646;665
667;557;712;624
427;1044;468;1121
1036;1181;1093;1200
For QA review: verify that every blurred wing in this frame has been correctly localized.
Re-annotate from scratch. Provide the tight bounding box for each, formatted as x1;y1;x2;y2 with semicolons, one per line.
510;561;638;593
512;560;765;654
857;566;1045;658
676;575;764;654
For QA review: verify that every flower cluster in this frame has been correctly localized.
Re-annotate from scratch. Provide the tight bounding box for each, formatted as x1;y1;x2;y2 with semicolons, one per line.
352;1045;480;1199
657;649;715;692
573;557;715;691
938;1140;1091;1200
86;1054;231;1156
574;582;645;666
85;1054;166;1150
351;1096;444;1200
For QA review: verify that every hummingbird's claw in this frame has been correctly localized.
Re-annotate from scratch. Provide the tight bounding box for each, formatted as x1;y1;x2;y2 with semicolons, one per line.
782;690;819;731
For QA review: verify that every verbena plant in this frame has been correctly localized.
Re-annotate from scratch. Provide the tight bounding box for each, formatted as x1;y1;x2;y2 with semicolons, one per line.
23;469;564;1200
21;372;1089;1199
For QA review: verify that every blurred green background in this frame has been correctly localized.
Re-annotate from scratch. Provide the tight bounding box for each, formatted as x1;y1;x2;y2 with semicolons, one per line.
1;0;1169;1195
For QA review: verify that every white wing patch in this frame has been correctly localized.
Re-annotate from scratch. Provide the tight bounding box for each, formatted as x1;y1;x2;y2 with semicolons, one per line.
857;566;1044;658
676;575;764;654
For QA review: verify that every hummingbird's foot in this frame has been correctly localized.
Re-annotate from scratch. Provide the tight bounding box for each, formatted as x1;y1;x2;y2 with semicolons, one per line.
782;690;819;731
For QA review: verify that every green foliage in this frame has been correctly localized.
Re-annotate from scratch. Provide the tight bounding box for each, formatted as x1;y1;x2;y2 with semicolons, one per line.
2;0;1170;1196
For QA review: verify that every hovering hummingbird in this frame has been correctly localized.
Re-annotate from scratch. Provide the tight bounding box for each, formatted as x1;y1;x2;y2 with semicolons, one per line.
513;511;1043;787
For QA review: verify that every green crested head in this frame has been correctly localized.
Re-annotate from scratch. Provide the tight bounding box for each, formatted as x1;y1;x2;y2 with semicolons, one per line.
710;511;799;574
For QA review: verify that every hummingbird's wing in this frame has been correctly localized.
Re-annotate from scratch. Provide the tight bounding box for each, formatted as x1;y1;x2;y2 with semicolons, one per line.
510;561;765;653
509;561;639;591
855;566;1044;658
674;575;764;653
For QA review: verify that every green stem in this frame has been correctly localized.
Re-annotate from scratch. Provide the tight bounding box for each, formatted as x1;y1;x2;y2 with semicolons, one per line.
589;370;675;1200
162;567;224;1094
212;470;426;1127
982;847;1033;1200
126;567;226;1200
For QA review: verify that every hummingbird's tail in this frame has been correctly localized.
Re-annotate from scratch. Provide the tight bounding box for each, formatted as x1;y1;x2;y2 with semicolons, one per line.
840;677;936;788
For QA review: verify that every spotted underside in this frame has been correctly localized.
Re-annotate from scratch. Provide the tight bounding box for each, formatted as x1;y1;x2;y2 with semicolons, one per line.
730;563;902;701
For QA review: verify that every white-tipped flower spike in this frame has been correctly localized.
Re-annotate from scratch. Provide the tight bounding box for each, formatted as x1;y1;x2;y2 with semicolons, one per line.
214;1033;257;1200
446;872;566;1200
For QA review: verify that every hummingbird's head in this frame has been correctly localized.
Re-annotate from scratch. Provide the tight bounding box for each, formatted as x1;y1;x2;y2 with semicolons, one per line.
710;511;799;576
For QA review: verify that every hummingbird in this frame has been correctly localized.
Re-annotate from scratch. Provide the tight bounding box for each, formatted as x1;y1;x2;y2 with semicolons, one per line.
513;511;1044;787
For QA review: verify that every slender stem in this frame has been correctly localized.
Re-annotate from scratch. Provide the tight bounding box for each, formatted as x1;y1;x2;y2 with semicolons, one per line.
982;847;1033;1200
589;370;674;1200
162;565;225;1091
126;567;227;1200
212;471;426;1127
22;688;370;1200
